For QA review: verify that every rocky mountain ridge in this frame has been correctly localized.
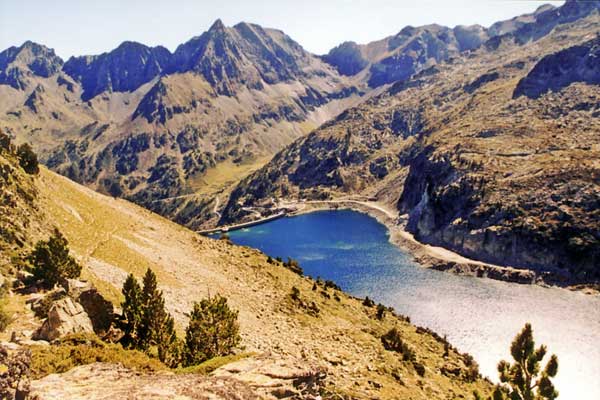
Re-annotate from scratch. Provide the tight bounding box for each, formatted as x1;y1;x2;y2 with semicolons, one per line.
0;20;360;229
322;1;600;89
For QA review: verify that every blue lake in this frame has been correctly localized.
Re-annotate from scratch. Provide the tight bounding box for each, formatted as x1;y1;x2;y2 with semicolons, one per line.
224;209;600;399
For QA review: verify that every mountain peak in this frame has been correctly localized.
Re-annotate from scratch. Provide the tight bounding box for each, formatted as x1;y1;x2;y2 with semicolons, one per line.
115;40;147;51
208;18;226;32
170;20;320;95
0;41;63;89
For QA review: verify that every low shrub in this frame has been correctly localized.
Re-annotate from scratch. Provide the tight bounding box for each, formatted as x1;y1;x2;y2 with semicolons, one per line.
376;304;386;320
32;290;67;318
381;327;416;362
413;361;426;377
0;304;11;332
16;143;39;175
290;286;301;301
283;258;303;275
30;334;166;379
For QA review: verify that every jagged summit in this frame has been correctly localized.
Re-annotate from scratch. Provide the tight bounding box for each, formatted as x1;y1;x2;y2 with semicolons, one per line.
168;19;319;95
208;18;226;32
323;0;600;87
0;41;63;89
63;41;171;100
323;23;489;85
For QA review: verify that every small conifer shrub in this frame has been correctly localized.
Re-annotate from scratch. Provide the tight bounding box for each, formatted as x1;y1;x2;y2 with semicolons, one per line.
29;229;81;288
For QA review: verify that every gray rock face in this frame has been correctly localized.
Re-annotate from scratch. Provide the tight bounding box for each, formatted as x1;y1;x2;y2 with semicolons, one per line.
487;4;556;36
322;41;368;76
64;279;114;334
169;20;316;96
0;41;63;90
514;35;600;98
367;24;487;88
33;297;94;341
63;41;171;100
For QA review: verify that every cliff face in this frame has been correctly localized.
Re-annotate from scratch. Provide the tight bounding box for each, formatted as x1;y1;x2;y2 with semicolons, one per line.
63;42;172;101
224;6;600;282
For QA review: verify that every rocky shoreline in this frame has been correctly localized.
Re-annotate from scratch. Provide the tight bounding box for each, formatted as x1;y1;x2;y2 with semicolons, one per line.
282;199;599;295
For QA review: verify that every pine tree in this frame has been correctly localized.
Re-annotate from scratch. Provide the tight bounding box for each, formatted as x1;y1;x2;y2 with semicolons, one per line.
156;313;180;367
495;323;559;400
185;294;240;366
29;228;81;288
121;273;142;344
120;269;180;366
139;269;166;347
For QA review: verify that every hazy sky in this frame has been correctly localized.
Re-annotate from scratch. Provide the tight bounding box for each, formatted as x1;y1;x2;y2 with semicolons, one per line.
0;0;564;59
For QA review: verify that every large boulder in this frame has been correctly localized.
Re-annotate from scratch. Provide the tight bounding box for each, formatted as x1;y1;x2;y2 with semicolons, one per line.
33;298;94;341
63;279;114;334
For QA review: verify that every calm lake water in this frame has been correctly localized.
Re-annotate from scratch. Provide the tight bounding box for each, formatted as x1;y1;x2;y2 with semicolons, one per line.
224;210;600;399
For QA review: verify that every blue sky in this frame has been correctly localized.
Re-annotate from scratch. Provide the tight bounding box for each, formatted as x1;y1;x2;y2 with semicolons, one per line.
0;0;564;58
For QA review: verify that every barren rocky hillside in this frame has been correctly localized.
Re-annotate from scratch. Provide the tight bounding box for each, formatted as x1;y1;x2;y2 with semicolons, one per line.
223;3;600;283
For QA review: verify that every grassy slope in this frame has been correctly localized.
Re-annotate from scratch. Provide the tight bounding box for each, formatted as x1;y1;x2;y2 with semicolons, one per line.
34;166;492;398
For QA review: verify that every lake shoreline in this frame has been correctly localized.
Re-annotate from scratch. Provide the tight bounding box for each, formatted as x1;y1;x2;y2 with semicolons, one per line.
281;199;599;295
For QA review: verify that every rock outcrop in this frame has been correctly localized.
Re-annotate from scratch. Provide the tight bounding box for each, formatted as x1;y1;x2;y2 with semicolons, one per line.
33;298;94;341
211;356;324;398
29;362;259;400
29;357;324;400
514;35;600;98
63;279;114;334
